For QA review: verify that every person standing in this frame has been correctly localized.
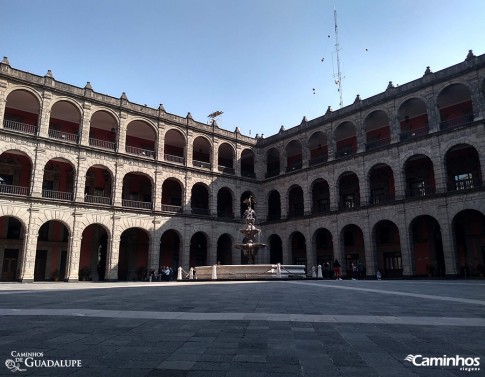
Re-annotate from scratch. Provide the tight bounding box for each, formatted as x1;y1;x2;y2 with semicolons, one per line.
333;259;342;280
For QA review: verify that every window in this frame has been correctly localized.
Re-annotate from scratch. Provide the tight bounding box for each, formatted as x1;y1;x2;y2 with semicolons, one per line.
42;180;54;191
454;173;473;190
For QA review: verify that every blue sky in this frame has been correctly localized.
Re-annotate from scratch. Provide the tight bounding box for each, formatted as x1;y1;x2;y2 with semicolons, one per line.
2;0;484;137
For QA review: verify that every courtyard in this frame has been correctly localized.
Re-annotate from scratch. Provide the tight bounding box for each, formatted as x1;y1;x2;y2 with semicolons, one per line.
0;279;484;376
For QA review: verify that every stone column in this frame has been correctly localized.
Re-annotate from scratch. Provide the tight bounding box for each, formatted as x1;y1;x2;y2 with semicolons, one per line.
149;220;161;272
398;213;413;277
152;170;162;212
30;147;46;198
117;112;128;154
112;162;123;206
79;102;92;146
37;91;53;138
105;217;121;281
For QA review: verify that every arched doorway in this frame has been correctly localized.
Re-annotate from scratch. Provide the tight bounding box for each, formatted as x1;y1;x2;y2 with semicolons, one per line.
410;215;445;277
314;228;333;266
341;224;366;278
79;224;108;281
189;232;208;267
217;234;233;265
0;216;25;281
269;235;283;264
160;229;181;269
267;190;281;221
290;232;306;266
373;220;402;278
119;228;149;281
35;220;69;281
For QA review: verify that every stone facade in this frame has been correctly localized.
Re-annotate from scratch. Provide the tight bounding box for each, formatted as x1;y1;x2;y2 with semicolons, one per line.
0;52;484;282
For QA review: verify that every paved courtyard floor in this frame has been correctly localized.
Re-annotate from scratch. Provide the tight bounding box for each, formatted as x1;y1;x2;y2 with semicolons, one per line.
0;279;484;376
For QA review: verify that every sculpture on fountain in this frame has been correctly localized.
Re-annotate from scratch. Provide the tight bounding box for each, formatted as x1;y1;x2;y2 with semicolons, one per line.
234;196;266;263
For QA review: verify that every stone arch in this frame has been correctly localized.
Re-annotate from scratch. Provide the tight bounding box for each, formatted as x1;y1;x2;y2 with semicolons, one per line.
119;227;150;281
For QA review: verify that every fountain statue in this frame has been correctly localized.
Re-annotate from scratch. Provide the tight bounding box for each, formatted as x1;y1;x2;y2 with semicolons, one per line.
233;196;266;264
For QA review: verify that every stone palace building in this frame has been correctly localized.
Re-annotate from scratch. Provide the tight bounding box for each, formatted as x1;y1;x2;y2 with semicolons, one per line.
0;51;484;282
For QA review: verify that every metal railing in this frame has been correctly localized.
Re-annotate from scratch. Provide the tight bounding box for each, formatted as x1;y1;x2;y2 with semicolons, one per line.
89;138;116;150
122;199;152;209
3;119;37;134
309;155;327;166
0;184;29;196
447;178;478;192
285;162;302;172
84;195;112;205
440;114;474;130
335;147;356;159
126;146;155;158
162;204;182;213
312;204;330;215
241;171;256;179
405;186;436;198
191;207;210;216
338;200;360;210
42;190;73;201
365;137;390;151
48;129;79;143
217;211;234;219
218;166;235;175
165;154;185;164
400;126;428;141
193;160;211;169
265;169;280;178
288;209;304;218
369;193;395;205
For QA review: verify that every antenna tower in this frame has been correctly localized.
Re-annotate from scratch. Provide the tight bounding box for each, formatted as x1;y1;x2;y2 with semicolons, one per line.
333;7;344;108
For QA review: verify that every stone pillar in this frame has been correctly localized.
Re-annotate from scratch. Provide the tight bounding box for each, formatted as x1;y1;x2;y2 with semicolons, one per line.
149;221;161;272
152;170;162;212
282;232;290;264
30;147;46;198
18;208;40;282
398;214;413;277
0;78;7;122
157;123;164;162
74;154;87;202
439;211;458;276
117;112;128;154
362;219;375;277
105;219;121;281
113;162;123;206
79;102;92;146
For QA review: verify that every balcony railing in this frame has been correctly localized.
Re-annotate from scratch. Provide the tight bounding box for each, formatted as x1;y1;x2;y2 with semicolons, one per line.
366;137;390;151
192;207;210;216
285;162;302;172
42;190;73;201
3;119;37;134
338;199;360;211
440;114;474;130
405;186;436;198
265;169;280;178
335;147;356;159
122;199;152;209
309;155;328;166
312;204;330;215
241;171;256;179
84;195;112;205
0;184;29;196
369;193;395;205
165;154;185;164
126;146;155;158
218;166;235;175
447;178;479;192
193;160;211;169
288;209;304;218
400;126;428;141
48;129;79;143
217;211;234;219
162;204;182;213
89;138;116;150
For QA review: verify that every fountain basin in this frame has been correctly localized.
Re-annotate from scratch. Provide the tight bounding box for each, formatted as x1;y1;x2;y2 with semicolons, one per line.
193;264;306;280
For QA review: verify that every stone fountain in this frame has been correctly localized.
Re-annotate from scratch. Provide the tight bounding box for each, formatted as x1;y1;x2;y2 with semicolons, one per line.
233;196;266;264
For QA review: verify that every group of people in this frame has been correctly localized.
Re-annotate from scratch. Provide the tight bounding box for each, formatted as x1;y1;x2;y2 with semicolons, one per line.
148;266;174;281
320;259;373;280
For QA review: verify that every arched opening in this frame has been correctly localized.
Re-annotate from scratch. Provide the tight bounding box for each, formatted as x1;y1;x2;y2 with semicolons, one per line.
0;216;25;281
373;220;402;278
192;136;211;169
35;220;69;281
269;234;283;264
89;110;118;150
217;234;233;265
308;131;328;166
164;129;185;164
217;187;234;219
285;140;302;172
311;179;330;214
341;224;365;278
189;232;208;267
404;155;435;198
398;97;429;140
119;228;149;281
364;110;390;150
161;178;183;212
368;164;395;205
240;149;256;178
410;215;445;277
290;231;306;266
0;150;32;196
240;191;255;219
42;158;75;201
79;224;108;281
191;183;210;216
122;172;152;209
218;143;235;174
48;101;81;143
125;120;156;158
335;121;357;158
288;185;304;218
160;229;180;270
445;144;482;191
338;172;360;210
84;165;112;205
437;83;474;130
267;190;281;221
314;228;333;268
266;148;280;178
3;89;40;134
452;210;485;277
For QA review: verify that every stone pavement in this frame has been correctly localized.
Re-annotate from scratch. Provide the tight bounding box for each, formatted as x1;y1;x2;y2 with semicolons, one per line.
0;279;484;376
